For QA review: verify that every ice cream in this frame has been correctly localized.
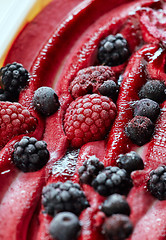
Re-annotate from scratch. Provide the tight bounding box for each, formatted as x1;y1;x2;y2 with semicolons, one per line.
0;0;166;239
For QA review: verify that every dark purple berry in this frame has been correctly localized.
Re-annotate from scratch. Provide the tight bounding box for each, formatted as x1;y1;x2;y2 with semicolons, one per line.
103;214;133;240
97;34;130;66
0;62;29;100
148;165;166;200
42;181;89;216
139;80;166;103
133;98;160;122
91;166;132;196
98;80;119;100
33;87;60;116
101;194;130;217
78;155;104;185
125;116;155;146
49;212;81;240
13;136;49;172
117;151;144;174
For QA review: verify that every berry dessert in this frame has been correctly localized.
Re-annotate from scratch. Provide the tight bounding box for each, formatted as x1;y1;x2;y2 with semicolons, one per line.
1;0;166;240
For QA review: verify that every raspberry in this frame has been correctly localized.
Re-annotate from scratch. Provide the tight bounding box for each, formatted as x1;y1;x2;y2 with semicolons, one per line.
148;165;166;200
97;33;130;66
69;66;115;99
64;94;116;148
0;62;29;101
42;181;89;216
78;155;104;185
0;101;37;148
13;136;49;172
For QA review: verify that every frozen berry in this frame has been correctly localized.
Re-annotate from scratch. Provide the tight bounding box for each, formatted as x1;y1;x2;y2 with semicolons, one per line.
101;194;130;217
92;166;132;196
103;214;133;240
49;212;81;240
133;99;160;122
98;80;119;100
64;94;116;148
78;155;104;185
125;116;155;146
0;101;37;148
148;165;166;200
69;66;115;99
117;151;144;174
42;181;89;216
139;80;166;103
33;87;60;116
0;62;29;100
97;33;130;66
13;136;49;172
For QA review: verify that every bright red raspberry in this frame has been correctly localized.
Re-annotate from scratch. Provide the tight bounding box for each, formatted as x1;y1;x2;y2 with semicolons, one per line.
0;101;37;148
64;94;116;148
69;66;115;98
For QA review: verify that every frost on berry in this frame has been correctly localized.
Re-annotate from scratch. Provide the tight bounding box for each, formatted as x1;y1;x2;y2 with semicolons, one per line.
64;94;116;148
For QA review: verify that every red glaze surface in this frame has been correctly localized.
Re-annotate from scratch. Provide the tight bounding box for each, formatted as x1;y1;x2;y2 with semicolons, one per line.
0;0;166;239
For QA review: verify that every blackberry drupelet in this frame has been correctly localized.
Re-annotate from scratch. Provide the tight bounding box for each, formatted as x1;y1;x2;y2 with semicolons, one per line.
42;180;89;217
78;155;104;185
103;214;133;240
91;166;132;196
0;62;29;100
33;87;60;116
148;165;166;200
117;151;144;174
49;212;81;240
139;80;166;103
13;136;49;172
101;194;130;217
97;33;130;66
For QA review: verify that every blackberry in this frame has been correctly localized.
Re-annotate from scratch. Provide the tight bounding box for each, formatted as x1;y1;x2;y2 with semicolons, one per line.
103;214;133;240
125;116;155;146
0;62;29;100
91;166;132;196
117;151;144;174
139;80;166;103
133;99;160;122
97;33;130;66
42;180;89;216
0;89;13;101
148;165;166;200
13;136;49;172
101;194;130;217
98;80;119;100
33;87;60;116
49;212;81;240
78;155;104;185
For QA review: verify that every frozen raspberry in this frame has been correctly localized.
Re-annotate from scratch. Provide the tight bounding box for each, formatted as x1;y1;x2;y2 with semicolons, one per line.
13;136;49;172
139;80;166;103
0;101;37;148
33;87;60;116
69;66;115;99
148;165;166;200
42;181;89;216
49;212;81;240
117;151;144;174
101;194;130;217
0;62;29;101
125;116;154;146
133;98;160;122
97;33;130;66
64;94;116;148
92;166;132;196
78;155;104;185
103;214;133;240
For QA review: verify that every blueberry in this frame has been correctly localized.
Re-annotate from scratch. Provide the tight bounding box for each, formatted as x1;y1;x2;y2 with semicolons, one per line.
98;80;118;100
49;212;81;240
33;87;60;116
